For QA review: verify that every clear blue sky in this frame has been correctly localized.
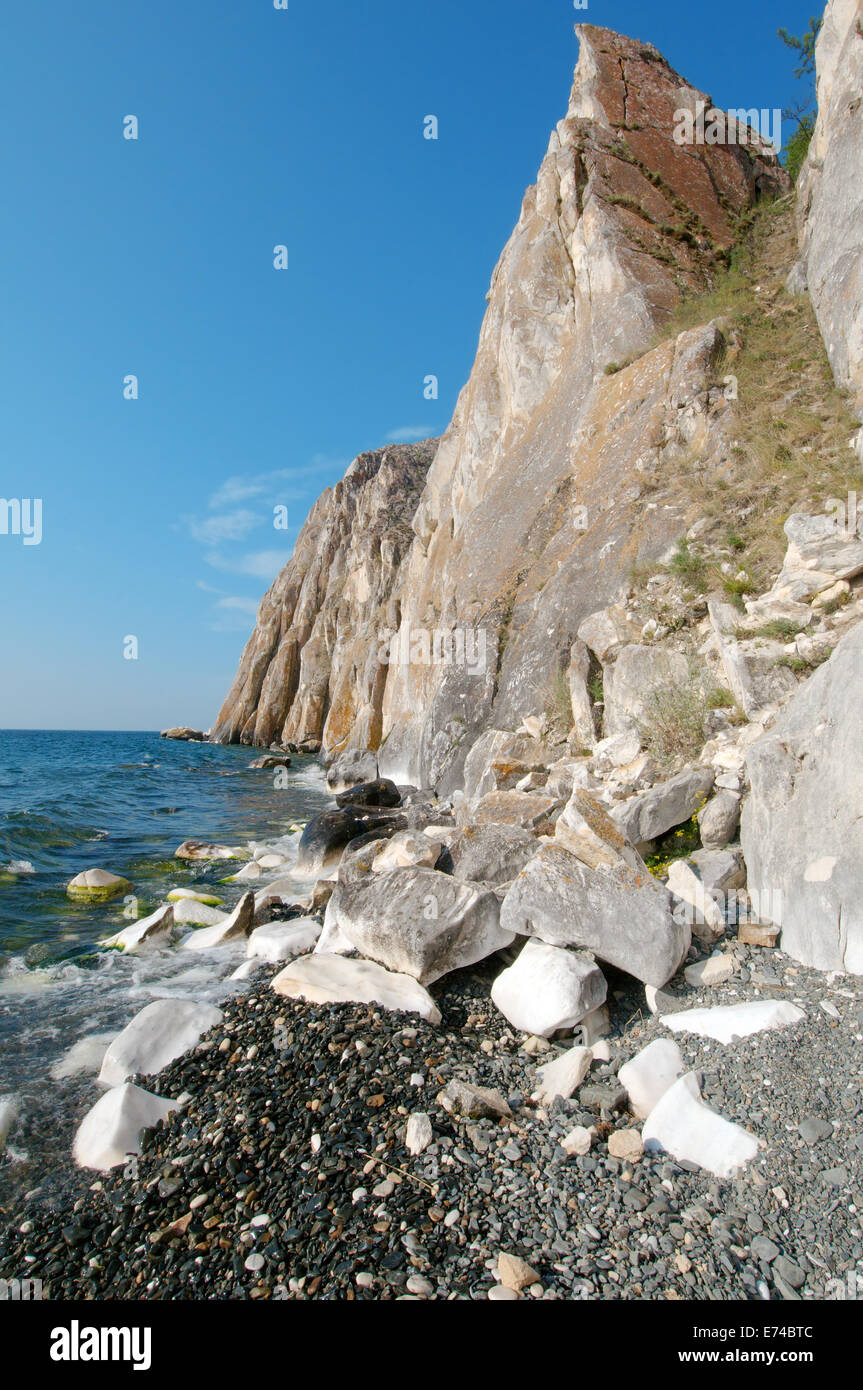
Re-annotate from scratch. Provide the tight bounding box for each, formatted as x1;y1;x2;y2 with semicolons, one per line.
0;0;820;731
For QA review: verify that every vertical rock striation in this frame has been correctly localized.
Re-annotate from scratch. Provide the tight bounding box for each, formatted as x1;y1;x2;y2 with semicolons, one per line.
796;0;863;455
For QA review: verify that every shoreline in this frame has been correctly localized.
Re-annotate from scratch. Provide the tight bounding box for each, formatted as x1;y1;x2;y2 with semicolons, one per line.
4;922;861;1301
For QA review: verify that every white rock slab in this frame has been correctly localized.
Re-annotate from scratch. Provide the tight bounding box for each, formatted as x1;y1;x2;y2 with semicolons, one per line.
246;919;321;963
531;1045;593;1105
372;832;442;872
166;889;223;906
684;955;735;988
665;1000;806;1044
99;999;223;1086
103;904;175;953
180;892;254;951
272;954;441;1025
229;862;263;882
490;940;607;1037
73;1083;177;1171
172;900;227;928
642;1072;761;1178
228;958;267;982
618;1038;684;1120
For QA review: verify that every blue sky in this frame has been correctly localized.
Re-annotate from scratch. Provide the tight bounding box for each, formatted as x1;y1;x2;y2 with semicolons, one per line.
0;0;820;730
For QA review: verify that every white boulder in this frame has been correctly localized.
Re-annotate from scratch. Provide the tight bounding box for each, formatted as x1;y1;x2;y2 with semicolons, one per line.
73;1083;177;1171
665;999;806;1044
272;953;441;1024
99;999;223;1086
103;904;175;953
491;940;607;1037
642;1072;761;1178
246;919;321;962
180;892;255;951
618;1038;684;1120
531;1044;593;1105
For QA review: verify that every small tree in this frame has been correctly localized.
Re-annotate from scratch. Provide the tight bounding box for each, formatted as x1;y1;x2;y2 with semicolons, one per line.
778;17;822;182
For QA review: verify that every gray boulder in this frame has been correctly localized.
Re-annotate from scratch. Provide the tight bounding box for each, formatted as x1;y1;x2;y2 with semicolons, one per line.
326;866;513;985
603;644;689;740
295;807;406;876
437;824;538;886
500;844;690;988
742;622;863;973
326;750;379;794
611;767;715;846
698;789;742;849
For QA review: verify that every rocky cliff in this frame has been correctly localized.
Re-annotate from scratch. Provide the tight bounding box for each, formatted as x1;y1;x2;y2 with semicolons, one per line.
214;25;786;786
796;0;863;456
211;441;436;749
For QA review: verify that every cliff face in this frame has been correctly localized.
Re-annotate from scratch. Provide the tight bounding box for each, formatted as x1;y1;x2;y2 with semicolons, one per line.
210;441;436;749
796;0;863;457
213;24;786;783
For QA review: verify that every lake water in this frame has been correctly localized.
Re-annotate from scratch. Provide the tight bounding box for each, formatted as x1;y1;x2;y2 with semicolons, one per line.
0;729;332;1205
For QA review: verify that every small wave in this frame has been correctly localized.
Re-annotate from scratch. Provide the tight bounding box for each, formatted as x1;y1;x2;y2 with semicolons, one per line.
3;860;35;874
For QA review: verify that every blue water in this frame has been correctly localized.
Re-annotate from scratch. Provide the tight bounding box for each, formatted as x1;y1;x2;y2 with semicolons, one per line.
0;730;332;1201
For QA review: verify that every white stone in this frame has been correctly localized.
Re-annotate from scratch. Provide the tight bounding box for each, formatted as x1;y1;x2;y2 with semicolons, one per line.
405;1112;433;1156
102;904;175;953
166;889;223;905
561;1125;594;1156
257;854;289;870
531;1045;592;1105
66;868;133;901
272;953;441;1024
664;999;806;1045
172;899;227;928
230;862;263;882
490;940;607;1037
642;1072;761;1178
180;892;254;951
372;832;442;873
99;999;223;1087
73;1083;177;1171
684;954;735;988
246;919;321;962
618;1038;684;1120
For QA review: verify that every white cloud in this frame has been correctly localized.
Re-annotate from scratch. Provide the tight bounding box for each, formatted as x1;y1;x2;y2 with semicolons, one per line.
384;426;434;442
216;596;260;615
205;549;292;580
188;510;260;545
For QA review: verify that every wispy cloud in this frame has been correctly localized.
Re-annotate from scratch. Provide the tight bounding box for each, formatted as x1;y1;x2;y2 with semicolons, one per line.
216;596;260;615
385;425;435;442
188;509;261;545
205;549;292;580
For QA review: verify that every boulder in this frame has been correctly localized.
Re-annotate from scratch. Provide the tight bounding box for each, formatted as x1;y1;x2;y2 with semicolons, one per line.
697;789;741;850
437;823;538;886
501;845;689;988
469;791;561;832
664;999;806;1044
708;600;799;717
246;919;321;962
545;758;595;800
325;867;512;985
335;779;402;809
462;731;548;805
684;954;735;988
180;892;255;951
326;750;378;794
249;755;292;769
272;953;441;1024
99;999;223;1087
531;1045;593;1105
742;623;863;972
602;644;689;740
490;940;607;1037
230;861;264;882
73;1083;177;1171
161;728;205;741
568;639;596;748
371;832;442;873
642;1072;760;1178
50;1032;116;1080
295;807;406;877
611;767;715;845
66;869;133;903
618;1038;684;1120
555;788;643;871
577;605;642;663
590;731;644;773
166;889;223;906
103;904;175;953
174;841;244;862
171;899;227;928
778;512;863;586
